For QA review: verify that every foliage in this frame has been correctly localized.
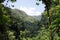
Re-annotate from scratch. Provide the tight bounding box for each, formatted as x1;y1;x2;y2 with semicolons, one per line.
0;0;60;40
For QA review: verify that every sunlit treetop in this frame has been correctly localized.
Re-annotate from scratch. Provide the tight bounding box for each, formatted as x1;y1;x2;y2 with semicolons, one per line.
36;0;59;10
0;0;16;3
36;0;52;6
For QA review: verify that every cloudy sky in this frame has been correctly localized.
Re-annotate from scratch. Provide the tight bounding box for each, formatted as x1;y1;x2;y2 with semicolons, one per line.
4;0;45;16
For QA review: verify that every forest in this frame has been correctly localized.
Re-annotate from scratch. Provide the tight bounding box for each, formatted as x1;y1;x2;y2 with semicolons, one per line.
0;0;60;40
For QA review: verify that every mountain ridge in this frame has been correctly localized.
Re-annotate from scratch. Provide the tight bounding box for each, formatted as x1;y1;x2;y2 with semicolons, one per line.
11;9;42;22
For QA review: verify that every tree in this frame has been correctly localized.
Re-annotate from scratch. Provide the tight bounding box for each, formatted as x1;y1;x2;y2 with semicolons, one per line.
0;0;17;40
36;0;59;27
36;0;60;40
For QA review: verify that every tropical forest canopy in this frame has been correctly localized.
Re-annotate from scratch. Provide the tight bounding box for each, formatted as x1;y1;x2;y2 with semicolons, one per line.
0;0;60;40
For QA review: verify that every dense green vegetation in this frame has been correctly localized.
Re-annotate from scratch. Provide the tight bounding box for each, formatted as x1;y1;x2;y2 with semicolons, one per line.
0;0;60;40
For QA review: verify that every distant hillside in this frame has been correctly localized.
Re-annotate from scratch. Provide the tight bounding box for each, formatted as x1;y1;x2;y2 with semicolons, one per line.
11;9;42;22
10;9;42;37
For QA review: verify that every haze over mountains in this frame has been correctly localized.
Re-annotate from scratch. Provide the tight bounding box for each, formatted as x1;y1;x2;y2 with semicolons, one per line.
11;9;42;22
10;9;42;37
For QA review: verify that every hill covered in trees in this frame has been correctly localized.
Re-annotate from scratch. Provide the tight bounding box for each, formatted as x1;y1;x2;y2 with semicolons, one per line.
0;0;60;40
0;7;42;40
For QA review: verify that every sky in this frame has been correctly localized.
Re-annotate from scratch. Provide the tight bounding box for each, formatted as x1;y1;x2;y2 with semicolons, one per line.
3;0;45;16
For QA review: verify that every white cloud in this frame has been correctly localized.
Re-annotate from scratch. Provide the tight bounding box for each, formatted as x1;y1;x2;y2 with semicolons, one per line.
16;6;42;16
